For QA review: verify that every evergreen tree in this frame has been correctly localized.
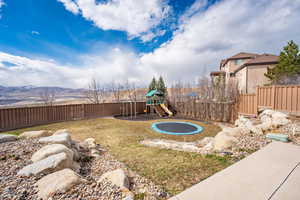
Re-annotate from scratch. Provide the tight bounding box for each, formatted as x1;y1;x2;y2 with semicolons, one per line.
148;77;157;92
265;40;300;84
157;76;167;97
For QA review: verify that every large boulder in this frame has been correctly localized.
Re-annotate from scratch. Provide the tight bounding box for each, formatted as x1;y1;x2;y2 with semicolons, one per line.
197;137;215;147
255;122;273;132
200;139;215;154
80;138;97;149
213;132;237;151
0;134;17;143
259;110;290;128
19;130;50;139
272;113;290;127
53;129;69;136
36;169;82;200
222;127;248;137
235;116;264;135
18;152;75;177
39;133;71;147
98;169;129;190
259;109;276;118
235;116;253;128
260;115;272;124
31;144;74;163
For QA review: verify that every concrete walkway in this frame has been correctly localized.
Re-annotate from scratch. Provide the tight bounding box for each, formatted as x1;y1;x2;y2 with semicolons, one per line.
170;142;300;200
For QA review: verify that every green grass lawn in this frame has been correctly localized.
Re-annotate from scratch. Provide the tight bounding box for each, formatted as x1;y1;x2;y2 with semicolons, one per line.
5;118;233;195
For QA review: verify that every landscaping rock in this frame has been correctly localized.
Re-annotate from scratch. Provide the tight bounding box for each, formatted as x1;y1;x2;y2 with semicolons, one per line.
36;169;82;200
19;130;50;139
0;134;17;143
81;138;97;149
272;114;290;127
200;140;215;154
222;127;246;137
235;116;253;128
259;109;290;128
260;115;273;124
98;169;129;190
39;133;71;147
122;190;135;200
91;149;101;158
255;122;273;132
213;131;238;151
53;129;69;136
196;137;214;147
259;109;276;117
18;152;74;177
141;139;201;153
31;144;74;163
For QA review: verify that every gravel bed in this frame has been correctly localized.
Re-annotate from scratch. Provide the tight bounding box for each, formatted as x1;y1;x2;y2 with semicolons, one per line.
0;139;43;200
279;120;300;145
230;119;300;158
0;139;167;200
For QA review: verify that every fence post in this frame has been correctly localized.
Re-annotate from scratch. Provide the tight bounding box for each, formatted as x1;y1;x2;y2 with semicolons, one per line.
271;85;276;110
256;87;259;115
81;104;85;119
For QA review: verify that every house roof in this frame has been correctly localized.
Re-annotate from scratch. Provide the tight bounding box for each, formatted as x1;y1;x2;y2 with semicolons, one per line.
210;71;226;76
233;54;279;75
146;89;162;97
220;52;259;69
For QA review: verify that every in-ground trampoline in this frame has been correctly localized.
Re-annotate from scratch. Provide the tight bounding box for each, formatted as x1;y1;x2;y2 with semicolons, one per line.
151;121;203;135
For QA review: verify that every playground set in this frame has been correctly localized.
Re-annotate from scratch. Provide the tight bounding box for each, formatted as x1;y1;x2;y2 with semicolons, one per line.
145;89;173;117
118;89;203;135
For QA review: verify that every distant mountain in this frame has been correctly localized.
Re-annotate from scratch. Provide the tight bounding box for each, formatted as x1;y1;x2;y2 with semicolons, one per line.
0;85;86;97
0;85;88;107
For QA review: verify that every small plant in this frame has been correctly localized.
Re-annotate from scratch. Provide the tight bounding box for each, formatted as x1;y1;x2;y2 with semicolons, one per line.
134;193;146;200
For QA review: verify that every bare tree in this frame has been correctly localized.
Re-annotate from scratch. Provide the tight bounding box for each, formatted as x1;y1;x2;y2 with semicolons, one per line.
40;88;56;106
110;80;123;102
85;78;106;104
123;80;138;101
197;75;212;101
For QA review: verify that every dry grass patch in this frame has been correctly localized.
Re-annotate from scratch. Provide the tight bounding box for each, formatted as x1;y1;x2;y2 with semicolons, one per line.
6;117;233;195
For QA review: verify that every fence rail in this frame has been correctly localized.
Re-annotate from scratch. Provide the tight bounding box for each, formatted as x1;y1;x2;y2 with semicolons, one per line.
239;85;300;116
0;102;145;132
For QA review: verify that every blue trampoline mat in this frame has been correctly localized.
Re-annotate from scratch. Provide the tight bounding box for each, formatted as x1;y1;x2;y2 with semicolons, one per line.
151;121;203;135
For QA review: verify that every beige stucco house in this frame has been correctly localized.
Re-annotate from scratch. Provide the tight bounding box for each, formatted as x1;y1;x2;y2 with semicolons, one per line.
211;52;279;93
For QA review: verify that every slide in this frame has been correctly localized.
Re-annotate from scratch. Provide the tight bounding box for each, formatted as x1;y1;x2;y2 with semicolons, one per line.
153;105;166;117
160;104;173;117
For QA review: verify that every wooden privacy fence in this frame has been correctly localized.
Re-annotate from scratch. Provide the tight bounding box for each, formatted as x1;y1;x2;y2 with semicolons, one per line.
239;85;300;116
0;102;145;132
173;100;237;122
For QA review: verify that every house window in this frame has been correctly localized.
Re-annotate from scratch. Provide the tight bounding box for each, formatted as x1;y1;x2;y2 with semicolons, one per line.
234;59;243;65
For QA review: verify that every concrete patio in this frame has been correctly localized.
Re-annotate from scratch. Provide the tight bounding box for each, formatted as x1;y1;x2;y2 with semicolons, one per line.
170;141;300;200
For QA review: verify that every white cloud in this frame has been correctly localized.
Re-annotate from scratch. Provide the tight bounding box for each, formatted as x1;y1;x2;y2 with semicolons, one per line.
2;0;300;88
31;31;40;35
0;49;152;88
57;0;79;14
140;0;300;83
57;0;170;40
0;0;5;19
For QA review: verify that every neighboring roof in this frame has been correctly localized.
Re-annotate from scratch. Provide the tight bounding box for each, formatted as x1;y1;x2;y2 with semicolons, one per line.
233;54;279;75
220;52;259;69
146;89;162;97
229;52;259;60
210;71;226;76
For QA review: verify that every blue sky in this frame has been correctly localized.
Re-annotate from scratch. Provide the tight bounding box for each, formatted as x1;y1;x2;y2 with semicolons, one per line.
0;0;300;88
0;0;199;64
